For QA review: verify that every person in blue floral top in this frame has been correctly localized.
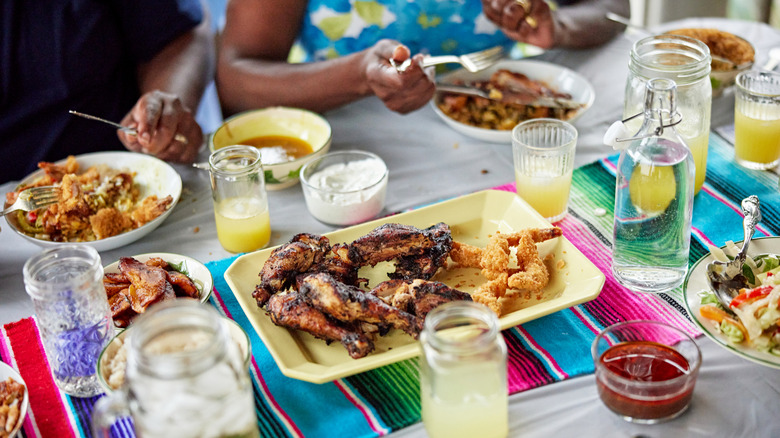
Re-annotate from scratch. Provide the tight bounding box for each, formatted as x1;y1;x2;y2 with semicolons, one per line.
217;0;628;115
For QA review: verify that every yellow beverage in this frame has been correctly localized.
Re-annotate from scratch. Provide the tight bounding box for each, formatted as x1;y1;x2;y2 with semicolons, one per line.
515;170;572;221
683;132;709;194
628;163;677;215
421;364;508;438
734;110;780;167
214;197;271;253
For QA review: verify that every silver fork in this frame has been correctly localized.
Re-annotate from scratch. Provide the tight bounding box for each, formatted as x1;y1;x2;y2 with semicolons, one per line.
2;186;60;216
391;46;505;73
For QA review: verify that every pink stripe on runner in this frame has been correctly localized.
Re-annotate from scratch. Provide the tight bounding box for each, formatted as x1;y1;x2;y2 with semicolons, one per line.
504;333;549;392
568;306;602;335
513;326;568;380
3;319;75;438
692;226;716;248
333;380;388;436
0;328;40;438
210;289;305;438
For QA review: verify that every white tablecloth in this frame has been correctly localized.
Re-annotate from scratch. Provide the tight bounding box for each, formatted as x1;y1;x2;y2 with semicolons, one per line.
1;17;778;438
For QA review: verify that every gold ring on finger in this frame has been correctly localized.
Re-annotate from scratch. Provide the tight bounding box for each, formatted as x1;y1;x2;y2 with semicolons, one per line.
525;15;538;29
514;0;531;14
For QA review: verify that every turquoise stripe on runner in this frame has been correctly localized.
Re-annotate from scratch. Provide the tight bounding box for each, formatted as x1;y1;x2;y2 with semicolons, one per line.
207;257;385;438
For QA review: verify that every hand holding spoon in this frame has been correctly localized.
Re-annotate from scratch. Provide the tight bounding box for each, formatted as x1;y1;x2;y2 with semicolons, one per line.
69;110;188;144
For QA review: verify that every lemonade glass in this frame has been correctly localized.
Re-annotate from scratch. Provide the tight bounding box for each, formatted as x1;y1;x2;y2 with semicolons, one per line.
209;145;271;253
512;118;577;223
734;70;780;170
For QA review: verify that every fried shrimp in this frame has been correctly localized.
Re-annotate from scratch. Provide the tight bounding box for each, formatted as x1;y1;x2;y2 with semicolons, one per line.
450;227;562;315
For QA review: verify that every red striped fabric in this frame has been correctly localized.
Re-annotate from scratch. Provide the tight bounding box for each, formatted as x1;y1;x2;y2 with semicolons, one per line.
2;318;76;438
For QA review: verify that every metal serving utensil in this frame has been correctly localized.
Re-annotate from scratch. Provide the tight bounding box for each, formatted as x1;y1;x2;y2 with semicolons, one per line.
436;83;585;110
69;110;188;144
2;186;60;216
390;46;505;73
706;196;761;309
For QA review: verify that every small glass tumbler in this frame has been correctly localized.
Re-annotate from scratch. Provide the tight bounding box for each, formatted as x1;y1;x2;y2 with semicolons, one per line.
512;118;577;222
734;70;780;170
420;301;508;438
592;320;701;424
209;145;271;253
23;245;113;397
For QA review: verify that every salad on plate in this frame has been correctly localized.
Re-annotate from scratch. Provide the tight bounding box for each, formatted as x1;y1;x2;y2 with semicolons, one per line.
698;242;780;356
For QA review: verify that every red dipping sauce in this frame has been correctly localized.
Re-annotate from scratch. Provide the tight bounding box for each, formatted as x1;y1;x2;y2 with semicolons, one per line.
596;341;696;421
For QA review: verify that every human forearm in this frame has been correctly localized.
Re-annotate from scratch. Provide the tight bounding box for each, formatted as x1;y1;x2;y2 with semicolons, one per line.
552;0;630;48
136;6;215;111
217;49;373;116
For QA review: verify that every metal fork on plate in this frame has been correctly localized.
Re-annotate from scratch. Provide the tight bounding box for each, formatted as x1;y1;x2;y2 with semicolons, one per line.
391;46;505;73
2;186;60;216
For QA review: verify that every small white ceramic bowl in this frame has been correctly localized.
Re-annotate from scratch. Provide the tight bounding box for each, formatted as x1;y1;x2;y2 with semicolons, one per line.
209;107;332;190
299;150;388;227
97;316;251;393
103;253;213;327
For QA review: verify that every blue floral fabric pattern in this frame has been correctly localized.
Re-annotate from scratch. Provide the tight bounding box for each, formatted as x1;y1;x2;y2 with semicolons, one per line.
298;0;513;61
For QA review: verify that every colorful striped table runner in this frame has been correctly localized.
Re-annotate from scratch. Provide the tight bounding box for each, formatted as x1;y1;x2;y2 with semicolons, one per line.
2;130;778;438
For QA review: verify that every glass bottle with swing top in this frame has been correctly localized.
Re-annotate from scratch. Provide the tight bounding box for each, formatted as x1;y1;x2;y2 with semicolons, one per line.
612;78;695;294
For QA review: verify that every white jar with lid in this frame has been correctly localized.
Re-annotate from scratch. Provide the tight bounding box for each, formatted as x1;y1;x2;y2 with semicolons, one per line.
623;34;712;195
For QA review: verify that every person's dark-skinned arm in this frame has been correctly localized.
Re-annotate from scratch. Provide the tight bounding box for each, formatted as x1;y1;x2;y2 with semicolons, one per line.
216;0;435;116
482;0;630;49
119;3;215;163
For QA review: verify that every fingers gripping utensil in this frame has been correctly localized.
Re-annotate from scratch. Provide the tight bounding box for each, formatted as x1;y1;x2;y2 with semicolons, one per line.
706;195;762;309
69;110;188;144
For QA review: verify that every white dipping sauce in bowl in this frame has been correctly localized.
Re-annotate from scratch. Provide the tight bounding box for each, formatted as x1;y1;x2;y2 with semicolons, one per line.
300;150;388;226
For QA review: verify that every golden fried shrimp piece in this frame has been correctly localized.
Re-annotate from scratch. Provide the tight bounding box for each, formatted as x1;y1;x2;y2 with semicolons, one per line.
90;208;133;240
130;195;173;226
449;227;562;316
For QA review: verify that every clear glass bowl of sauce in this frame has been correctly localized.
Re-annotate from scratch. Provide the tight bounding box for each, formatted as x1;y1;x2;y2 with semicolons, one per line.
591;320;701;424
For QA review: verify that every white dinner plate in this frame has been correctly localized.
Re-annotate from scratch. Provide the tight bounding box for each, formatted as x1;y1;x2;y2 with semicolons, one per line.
0;361;29;438
4;152;182;252
431;59;595;144
683;236;780;369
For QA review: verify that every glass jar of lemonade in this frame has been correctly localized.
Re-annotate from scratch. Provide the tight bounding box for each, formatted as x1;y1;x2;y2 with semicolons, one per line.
209;145;271;253
624;34;712;194
420;301;508;438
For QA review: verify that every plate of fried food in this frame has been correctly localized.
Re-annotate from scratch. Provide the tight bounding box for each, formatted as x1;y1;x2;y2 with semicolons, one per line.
432;59;595;143
0;361;28;438
3;152;181;252
103;253;213;328
224;189;605;383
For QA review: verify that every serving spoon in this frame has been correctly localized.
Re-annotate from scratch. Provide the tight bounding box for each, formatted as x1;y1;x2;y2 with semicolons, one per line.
706;195;761;309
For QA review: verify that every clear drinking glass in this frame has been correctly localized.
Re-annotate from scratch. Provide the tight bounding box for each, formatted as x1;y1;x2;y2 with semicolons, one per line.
209;145;271;253
624;34;712;194
92;300;260;438
23;245;113;397
420;301;508;438
734;70;780;170
592;320;701;424
512;118;577;223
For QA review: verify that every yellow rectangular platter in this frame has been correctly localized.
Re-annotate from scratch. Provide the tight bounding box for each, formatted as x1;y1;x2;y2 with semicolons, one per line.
224;189;605;383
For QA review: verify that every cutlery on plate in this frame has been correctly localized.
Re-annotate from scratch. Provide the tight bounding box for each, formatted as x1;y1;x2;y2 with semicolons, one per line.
436;83;585;110
391;46;505;73
706;195;761;309
69;110;188;144
2;186;60;216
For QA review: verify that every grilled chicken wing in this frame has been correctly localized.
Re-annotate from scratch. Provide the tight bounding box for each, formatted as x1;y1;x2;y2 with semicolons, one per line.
372;279;473;328
118;257;175;314
266;291;375;359
299;273;420;339
255;233;332;305
349;222;452;280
